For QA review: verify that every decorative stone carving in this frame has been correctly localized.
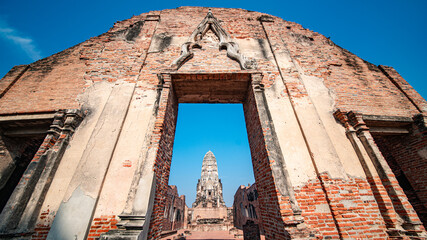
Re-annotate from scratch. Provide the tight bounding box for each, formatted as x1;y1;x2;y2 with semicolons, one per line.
171;10;257;70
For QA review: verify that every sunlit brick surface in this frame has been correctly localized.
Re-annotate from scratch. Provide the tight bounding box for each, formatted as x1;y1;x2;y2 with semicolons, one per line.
1;6;426;240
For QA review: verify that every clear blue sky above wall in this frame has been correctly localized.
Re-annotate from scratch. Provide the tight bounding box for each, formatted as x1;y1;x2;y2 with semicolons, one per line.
0;0;426;206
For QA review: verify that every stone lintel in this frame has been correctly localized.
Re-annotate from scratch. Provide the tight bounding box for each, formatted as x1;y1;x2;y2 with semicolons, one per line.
0;112;56;122
368;126;410;135
363;114;413;128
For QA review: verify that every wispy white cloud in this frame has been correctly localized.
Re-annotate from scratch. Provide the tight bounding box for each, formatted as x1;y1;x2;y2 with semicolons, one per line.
0;18;42;61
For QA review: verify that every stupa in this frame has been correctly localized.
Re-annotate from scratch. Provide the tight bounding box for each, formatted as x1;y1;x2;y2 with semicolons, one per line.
187;151;233;232
193;151;226;208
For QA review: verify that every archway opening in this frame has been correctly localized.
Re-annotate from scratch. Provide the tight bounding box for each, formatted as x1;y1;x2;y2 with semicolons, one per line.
148;72;295;240
164;103;259;239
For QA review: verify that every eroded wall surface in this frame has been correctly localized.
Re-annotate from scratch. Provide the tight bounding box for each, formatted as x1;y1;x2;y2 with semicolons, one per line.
233;184;263;234
162;185;185;231
0;6;426;240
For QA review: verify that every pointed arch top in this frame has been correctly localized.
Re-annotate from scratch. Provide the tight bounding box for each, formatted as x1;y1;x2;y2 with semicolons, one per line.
171;9;257;70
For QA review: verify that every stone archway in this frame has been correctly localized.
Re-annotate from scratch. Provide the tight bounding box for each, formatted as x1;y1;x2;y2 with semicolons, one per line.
109;72;306;240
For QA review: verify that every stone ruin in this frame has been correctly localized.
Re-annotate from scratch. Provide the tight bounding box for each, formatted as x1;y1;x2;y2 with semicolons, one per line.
187;151;234;232
0;6;425;240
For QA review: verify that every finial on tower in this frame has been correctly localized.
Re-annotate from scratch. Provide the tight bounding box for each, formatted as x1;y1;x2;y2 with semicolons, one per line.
207;8;214;19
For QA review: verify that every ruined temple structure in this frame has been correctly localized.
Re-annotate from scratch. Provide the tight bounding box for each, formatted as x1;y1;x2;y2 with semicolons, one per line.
193;151;226;208
234;184;264;236
187;151;233;232
161;185;186;233
0;6;426;240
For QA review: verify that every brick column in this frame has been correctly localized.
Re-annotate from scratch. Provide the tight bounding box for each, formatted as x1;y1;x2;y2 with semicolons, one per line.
343;111;426;237
0;110;83;234
334;110;403;233
46;83;135;240
146;73;178;239
244;73;319;239
19;110;83;232
250;73;300;215
101;73;178;240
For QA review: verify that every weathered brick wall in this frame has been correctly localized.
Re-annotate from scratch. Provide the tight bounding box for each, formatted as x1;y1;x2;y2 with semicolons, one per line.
233;184;263;234
243;86;290;239
373;128;427;228
162;185;186;231
0;65;28;98
269;18;420;117
0;6;426;240
147;79;178;239
87;215;118;240
31;209;51;240
293;179;338;239
322;174;387;239
0;45;86;114
379;65;427;113
0;12;159;116
294;174;389;239
0;7;421;117
81;14;158;85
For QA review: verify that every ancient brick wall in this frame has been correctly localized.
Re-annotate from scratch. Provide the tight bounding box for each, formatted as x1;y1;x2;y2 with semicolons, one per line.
0;65;28;98
233;184;264;235
0;6;426;240
87;216;118;240
148;78;178;239
0;45;86;115
379;65;427;113
243;86;290;239
268;18;421;117
293;172;389;239
162;185;186;231
31;209;52;240
1;7;423;118
373;126;427;228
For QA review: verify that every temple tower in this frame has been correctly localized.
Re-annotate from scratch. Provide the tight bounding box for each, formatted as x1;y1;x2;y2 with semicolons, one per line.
193;151;226;208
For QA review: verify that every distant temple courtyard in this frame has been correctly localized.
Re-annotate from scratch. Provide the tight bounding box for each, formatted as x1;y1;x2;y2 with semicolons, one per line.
159;151;263;240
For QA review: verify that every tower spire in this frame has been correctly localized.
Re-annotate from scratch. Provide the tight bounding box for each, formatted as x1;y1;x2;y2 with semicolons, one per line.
193;151;225;208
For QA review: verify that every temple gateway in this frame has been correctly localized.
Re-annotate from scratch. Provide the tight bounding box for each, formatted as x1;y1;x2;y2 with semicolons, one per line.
0;6;426;240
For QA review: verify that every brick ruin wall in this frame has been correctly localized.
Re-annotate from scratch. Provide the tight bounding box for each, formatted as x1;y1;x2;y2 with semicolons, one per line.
372;125;427;228
1;7;422;116
148;78;178;239
0;136;44;211
0;6;425;240
243;86;290;239
161;186;186;231
233;184;264;235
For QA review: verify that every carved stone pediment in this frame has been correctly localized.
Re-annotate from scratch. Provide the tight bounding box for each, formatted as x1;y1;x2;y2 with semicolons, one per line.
171;10;257;70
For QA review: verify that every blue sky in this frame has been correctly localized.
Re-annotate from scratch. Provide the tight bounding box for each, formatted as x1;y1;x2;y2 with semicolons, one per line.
171;104;252;207
0;0;426;206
